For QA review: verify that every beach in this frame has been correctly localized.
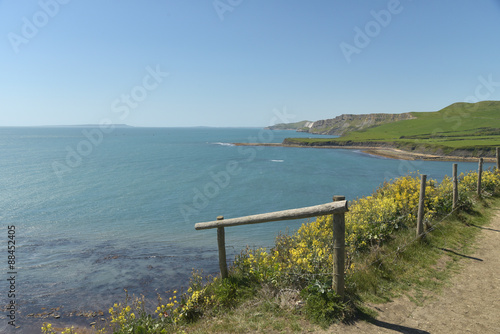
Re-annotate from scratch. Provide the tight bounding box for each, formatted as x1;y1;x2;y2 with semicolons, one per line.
233;143;497;163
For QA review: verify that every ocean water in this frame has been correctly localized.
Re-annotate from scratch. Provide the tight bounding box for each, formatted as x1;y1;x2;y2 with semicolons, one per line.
0;126;494;331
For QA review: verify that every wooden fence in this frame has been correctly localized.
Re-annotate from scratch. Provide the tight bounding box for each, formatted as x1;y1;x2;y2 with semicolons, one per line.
416;149;499;238
195;197;349;298
497;147;500;170
194;147;499;299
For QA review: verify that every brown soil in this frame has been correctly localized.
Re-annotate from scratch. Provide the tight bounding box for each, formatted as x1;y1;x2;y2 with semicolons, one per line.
326;209;500;334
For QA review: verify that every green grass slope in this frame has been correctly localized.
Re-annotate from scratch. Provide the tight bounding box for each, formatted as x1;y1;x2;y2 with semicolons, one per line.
284;101;500;157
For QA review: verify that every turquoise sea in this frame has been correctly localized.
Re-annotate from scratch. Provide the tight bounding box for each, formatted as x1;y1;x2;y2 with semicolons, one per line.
0;127;494;332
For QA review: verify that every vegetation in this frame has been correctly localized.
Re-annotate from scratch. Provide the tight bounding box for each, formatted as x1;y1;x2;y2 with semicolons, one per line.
42;166;500;333
283;101;500;157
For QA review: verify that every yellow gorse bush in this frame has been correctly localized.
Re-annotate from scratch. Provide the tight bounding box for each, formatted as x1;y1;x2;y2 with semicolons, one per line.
233;170;500;287
461;169;500;194
109;303;136;326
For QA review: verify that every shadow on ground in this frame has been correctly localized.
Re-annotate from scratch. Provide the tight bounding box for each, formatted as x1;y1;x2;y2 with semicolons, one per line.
367;318;430;334
438;247;483;261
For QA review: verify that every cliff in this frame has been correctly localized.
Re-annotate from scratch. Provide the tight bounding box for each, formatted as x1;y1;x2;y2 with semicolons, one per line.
304;113;415;135
266;120;314;131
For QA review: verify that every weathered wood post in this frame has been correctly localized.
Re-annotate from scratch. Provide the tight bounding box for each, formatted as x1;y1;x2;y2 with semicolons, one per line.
452;164;458;210
416;174;427;238
216;216;229;279
477;158;483;197
332;195;346;300
496;147;499;171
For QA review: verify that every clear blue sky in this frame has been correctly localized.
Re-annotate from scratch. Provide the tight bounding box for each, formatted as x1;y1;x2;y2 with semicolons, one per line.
1;0;499;127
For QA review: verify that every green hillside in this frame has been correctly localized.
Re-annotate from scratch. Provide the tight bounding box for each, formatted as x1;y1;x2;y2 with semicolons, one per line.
284;101;500;157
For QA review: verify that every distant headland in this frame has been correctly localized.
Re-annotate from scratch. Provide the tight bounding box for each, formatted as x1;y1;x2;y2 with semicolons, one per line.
39;124;134;128
246;101;500;162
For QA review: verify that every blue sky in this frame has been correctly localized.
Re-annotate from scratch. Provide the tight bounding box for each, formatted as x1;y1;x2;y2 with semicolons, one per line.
1;0;499;127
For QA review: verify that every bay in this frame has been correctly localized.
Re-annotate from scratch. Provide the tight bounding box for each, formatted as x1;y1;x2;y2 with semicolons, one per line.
0;126;494;330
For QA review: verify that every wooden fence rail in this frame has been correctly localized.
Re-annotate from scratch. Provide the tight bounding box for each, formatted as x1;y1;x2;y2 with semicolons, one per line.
194;198;349;299
195;201;348;230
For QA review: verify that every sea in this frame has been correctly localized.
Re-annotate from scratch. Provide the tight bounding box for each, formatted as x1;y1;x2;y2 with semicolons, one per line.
0;126;495;332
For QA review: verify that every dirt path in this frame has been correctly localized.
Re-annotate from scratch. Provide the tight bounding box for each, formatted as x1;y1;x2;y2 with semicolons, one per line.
328;209;500;334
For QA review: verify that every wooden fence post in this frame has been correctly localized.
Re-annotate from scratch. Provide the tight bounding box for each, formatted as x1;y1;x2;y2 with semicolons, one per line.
416;174;427;238
332;195;346;300
496;147;499;171
452;164;458;210
477;158;483;197
216;216;229;279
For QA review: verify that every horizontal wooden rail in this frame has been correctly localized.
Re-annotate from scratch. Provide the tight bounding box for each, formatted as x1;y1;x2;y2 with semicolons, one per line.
194;200;348;230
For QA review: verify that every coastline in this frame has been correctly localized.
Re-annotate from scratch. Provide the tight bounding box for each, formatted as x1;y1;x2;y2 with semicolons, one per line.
233;143;497;163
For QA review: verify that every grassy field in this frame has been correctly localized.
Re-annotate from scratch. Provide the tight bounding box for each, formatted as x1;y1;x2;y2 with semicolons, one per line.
284;101;500;157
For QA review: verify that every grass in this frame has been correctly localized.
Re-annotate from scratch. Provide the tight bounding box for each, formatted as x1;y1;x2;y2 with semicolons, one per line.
283;101;500;156
348;197;498;307
184;289;311;333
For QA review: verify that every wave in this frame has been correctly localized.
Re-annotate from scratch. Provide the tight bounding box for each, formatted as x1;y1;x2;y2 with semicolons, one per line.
270;159;284;162
212;142;235;146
